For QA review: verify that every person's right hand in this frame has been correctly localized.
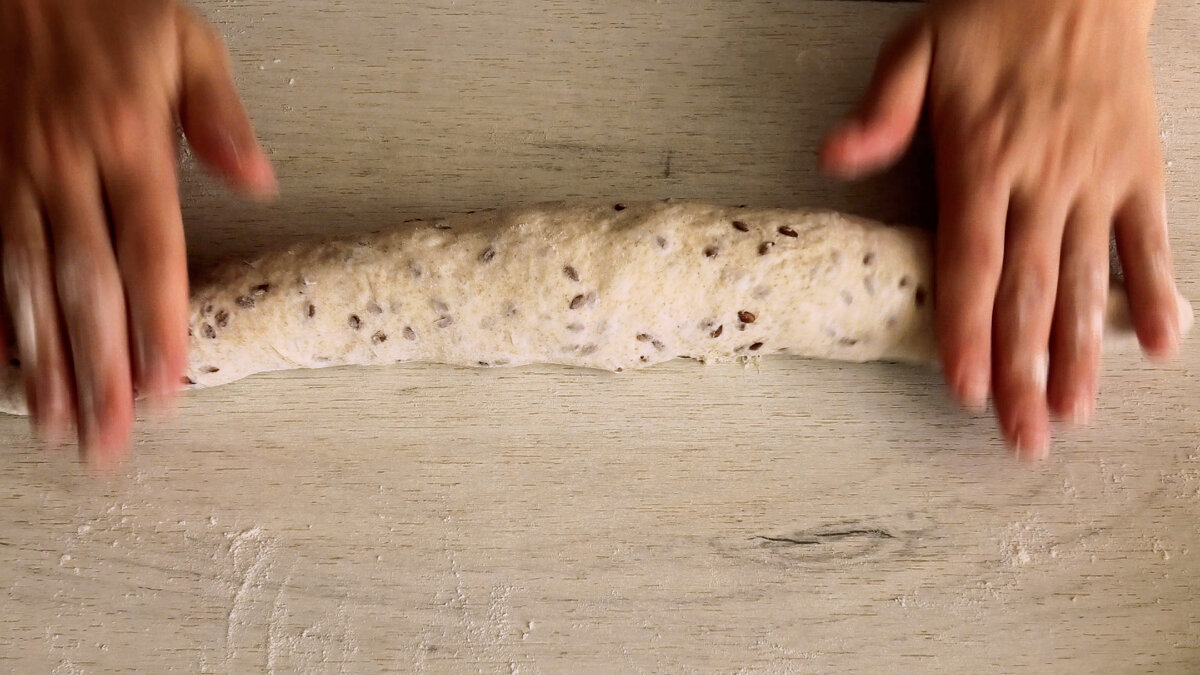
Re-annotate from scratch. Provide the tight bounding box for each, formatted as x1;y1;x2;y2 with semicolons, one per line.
0;0;276;464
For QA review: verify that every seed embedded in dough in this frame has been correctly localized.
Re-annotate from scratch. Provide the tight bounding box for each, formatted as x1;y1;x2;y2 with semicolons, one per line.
252;283;271;296
403;327;417;341
372;331;387;344
914;286;928;306
236;296;255;308
202;324;216;339
749;342;764;351
570;294;586;310
738;310;756;324
710;325;724;338
732;221;749;232
307;304;316;318
758;242;773;255
703;245;719;258
348;315;362;330
479;247;496;263
564;265;580;282
215;310;229;327
778;226;798;238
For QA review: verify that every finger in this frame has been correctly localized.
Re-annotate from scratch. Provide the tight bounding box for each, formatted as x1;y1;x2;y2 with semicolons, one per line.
991;196;1069;462
99;107;189;409
175;5;276;197
0;175;75;443
1113;186;1180;358
820;16;932;179
934;157;1008;410
40;140;134;462
1047;201;1111;425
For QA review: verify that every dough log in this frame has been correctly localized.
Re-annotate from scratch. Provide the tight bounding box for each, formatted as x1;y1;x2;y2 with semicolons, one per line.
0;201;1191;415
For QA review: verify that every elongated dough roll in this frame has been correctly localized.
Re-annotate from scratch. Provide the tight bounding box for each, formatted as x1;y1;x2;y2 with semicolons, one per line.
0;200;1191;415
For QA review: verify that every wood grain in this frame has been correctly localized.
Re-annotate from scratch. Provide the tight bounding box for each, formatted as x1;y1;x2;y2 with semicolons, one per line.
1;1;1198;672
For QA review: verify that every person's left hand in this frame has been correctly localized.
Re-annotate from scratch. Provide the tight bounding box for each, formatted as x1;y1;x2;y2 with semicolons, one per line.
820;0;1181;460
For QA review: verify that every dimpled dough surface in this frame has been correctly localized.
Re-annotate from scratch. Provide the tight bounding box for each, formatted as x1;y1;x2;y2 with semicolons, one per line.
0;200;1186;416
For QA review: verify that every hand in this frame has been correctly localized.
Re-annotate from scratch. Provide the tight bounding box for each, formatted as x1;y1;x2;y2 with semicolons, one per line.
0;0;276;464
821;0;1181;461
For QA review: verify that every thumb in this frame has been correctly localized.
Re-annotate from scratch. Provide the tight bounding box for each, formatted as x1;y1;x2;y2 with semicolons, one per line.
821;17;932;180
175;6;277;197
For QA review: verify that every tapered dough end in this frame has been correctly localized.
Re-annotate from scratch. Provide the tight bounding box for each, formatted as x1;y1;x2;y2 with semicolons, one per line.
1180;295;1196;335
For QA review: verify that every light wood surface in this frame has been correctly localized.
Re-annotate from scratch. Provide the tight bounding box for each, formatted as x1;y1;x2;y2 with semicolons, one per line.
2;1;1199;672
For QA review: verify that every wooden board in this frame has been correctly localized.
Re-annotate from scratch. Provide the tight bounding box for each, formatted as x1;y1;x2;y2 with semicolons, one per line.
2;1;1198;672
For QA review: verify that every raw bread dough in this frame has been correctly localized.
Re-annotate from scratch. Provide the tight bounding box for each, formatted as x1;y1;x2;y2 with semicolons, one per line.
0;200;1190;415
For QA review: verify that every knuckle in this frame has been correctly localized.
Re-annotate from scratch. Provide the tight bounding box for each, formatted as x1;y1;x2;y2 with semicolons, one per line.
941;234;1003;282
996;260;1056;314
1060;254;1109;298
963;114;1007;162
37;122;86;186
54;249;120;314
101;101;154;168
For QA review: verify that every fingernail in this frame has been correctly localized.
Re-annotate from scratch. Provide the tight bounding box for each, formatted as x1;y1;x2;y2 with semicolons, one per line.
1008;437;1046;461
77;386;101;458
1066;398;1093;426
141;360;181;418
33;387;71;449
1006;427;1049;464
243;152;278;197
957;373;989;411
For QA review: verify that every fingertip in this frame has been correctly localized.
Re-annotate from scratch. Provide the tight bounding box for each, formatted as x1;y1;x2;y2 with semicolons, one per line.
78;377;136;469
1066;397;1094;426
1138;311;1181;360
944;357;990;411
33;380;75;450
140;365;183;418
1049;389;1094;426
819;121;863;177
1006;423;1050;464
820;118;910;180
938;321;995;412
184;117;277;198
950;367;988;410
237;151;279;200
